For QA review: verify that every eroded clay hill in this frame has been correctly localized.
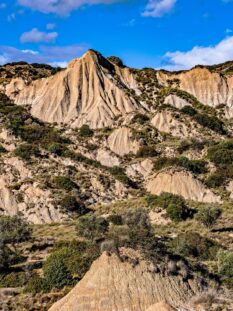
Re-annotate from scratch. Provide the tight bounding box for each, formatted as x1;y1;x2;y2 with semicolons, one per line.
158;67;233;118
146;168;221;203
6;50;143;129
49;251;202;311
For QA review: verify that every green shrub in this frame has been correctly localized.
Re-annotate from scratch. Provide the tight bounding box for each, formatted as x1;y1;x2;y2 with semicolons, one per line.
177;139;205;154
195;206;222;229
0;272;28;288
136;145;159;158
0;144;6;154
24;275;50;294
14;143;40;160
52;176;77;191
166;203;190;222
218;251;233;287
0;215;32;271
170;232;219;260
107;214;123;225
153;156;207;174
79;124;94;137
76;214;109;240
181;105;197;116
207;142;233;165
147;192;186;209
58;195;88;214
52;241;100;278
194;113;226;135
109;166;137;188
131;113;149;125
43;252;74;289
47;142;67;156
205;172;225;188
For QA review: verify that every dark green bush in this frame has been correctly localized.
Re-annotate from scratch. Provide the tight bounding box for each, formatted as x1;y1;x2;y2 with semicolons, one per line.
170;232;219;260
218;251;233;287
109;166;137;188
153;156;207;174
14;143;40;160
195;206;222;229
177;139;205;154
166;203;190;222
146;192;186;210
47;142;67;156
208;143;233;165
76;214;109;240
107;214;123;225
131;113;149;125
52;176;77;191
43;251;74;289
194;113;226;135
137;145;159;158
0;144;6;154
0;272;29;288
79;124;94;137
181;105;197;116
25;275;50;294
58;195;88;214
205;172;225;188
0;215;32;271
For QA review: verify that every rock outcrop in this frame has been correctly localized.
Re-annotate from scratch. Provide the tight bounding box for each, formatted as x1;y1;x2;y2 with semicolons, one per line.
146;168;221;203
49;252;201;311
6;50;142;129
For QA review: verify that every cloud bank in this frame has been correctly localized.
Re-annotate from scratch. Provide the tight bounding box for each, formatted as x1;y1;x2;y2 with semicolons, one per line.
163;36;233;70
17;0;122;15
142;0;176;18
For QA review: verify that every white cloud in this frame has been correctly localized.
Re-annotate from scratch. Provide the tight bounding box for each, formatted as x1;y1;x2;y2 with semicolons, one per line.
17;0;123;15
142;0;176;18
0;44;88;66
49;61;68;68
163;36;233;70
20;28;58;43
46;23;56;30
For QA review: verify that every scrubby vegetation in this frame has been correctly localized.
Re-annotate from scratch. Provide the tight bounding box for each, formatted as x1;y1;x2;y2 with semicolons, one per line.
0;215;32;272
78;124;94;138
206;140;233;187
153;156;208;174
195;206;222;229
170;232;219;260
145;192;192;222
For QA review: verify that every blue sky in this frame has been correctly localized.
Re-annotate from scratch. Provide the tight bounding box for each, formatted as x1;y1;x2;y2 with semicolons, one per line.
0;0;233;70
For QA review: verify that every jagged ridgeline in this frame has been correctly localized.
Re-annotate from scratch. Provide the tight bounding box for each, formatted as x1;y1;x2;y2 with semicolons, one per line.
0;50;233;310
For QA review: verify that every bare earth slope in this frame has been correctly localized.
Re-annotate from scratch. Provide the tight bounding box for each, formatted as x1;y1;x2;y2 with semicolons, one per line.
49;252;201;311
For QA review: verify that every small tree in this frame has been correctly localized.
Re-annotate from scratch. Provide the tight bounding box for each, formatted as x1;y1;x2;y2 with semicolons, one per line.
195;206;222;229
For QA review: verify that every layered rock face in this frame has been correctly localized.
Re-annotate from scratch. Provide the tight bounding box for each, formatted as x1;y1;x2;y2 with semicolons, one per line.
49;252;201;311
6;50;142;129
